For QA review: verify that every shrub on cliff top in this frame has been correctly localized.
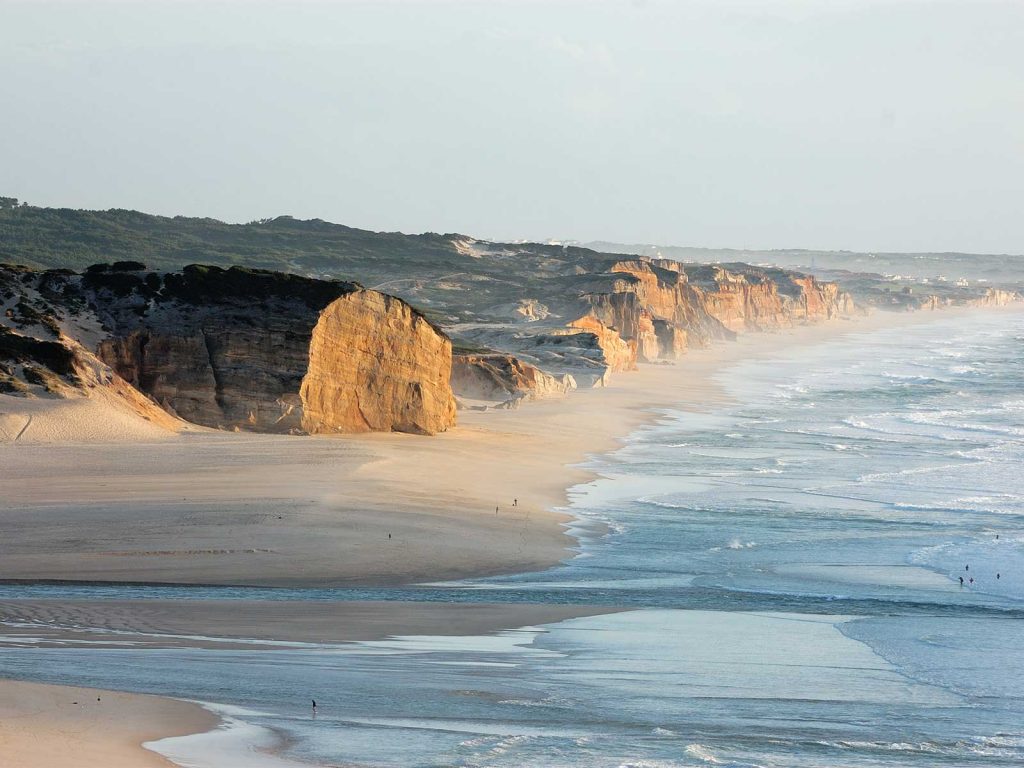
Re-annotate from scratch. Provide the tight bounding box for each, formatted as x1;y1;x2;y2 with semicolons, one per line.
82;268;153;298
0;326;78;376
162;264;361;308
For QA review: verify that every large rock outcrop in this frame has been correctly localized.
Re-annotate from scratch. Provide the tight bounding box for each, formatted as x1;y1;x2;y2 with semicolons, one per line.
301;291;456;434
1;264;457;435
451;353;576;405
560;315;637;373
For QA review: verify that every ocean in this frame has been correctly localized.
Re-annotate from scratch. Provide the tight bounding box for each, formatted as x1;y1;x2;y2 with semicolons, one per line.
2;309;1023;767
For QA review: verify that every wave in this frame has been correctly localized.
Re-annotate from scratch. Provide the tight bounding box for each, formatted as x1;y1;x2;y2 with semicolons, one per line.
857;462;963;484
457;733;538;759
683;743;766;768
901;409;1024;437
881;372;948;384
893;494;1021;516
727;538;757;550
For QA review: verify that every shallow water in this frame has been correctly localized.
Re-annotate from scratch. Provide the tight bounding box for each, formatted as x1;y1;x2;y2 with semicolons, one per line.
3;310;1024;767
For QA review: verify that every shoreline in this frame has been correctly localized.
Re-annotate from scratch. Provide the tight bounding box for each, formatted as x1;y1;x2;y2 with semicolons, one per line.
1;308;1010;589
2;306;1019;768
0;679;218;768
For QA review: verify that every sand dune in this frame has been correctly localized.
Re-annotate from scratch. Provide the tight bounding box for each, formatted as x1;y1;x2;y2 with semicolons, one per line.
0;384;187;444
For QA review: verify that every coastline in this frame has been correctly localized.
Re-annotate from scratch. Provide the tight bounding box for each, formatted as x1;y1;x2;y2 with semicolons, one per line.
0;310;940;589
0;679;218;768
1;306;1017;768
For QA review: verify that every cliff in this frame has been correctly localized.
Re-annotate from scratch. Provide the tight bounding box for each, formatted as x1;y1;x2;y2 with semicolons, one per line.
1;264;457;436
969;288;1019;308
1;203;874;393
549;260;854;377
302;291;456;434
443;255;856;389
451;353;576;406
681;265;854;332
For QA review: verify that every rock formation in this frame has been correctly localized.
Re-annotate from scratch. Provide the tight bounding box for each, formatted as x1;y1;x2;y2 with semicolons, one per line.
451;353;576;405
446;256;857;387
1;264;457;435
301;291;456;434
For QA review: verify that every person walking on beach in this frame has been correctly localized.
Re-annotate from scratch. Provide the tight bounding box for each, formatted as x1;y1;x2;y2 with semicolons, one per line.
959;576;964;586
312;699;317;717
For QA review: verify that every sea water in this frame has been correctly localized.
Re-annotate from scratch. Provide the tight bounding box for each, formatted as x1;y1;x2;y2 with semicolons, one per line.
2;309;1023;767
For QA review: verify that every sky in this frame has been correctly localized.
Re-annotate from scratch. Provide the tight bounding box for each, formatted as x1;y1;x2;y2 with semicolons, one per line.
2;0;1022;253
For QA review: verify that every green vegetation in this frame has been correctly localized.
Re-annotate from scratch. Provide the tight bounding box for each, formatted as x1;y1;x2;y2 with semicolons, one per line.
0;362;31;396
0;200;471;279
161;265;359;307
0;200;636;328
21;363;69;393
0;326;78;376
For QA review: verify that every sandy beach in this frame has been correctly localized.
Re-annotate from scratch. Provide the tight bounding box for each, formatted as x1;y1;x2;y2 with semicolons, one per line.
0;313;916;588
0;307;998;767
0;679;217;768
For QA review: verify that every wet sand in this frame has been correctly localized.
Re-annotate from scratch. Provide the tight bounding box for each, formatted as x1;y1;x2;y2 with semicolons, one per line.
0;599;618;649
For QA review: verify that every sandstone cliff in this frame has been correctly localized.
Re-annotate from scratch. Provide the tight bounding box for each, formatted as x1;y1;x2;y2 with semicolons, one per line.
561;315;637;373
446;255;856;389
451;353;576;406
551;260;853;377
301;291;456;434
969;288;1019;308
1;264;457;436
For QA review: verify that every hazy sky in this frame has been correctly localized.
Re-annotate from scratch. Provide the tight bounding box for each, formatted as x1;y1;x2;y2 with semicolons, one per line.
2;1;1022;253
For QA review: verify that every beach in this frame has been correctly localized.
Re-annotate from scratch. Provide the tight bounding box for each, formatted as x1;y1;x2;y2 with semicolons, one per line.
0;313;913;589
0;679;217;768
0;308;988;767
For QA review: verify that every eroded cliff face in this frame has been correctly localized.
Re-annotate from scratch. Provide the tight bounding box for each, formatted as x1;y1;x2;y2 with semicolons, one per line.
561;315;637;373
574;261;728;369
2;264;457;436
451;353;576;405
684;267;852;332
301;291;456;435
562;261;853;377
970;288;1019;307
788;276;850;321
97;323;314;431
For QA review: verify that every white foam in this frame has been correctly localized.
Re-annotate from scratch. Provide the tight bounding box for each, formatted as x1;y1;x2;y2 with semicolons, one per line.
146;703;307;768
